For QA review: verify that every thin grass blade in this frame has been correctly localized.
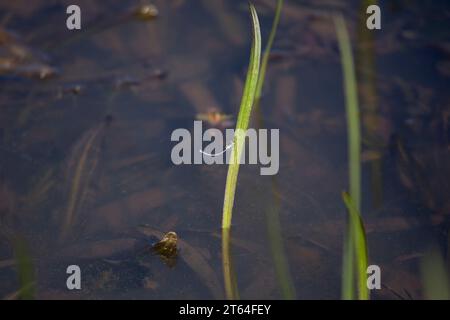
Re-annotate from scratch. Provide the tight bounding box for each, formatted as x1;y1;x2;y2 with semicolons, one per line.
342;192;369;300
334;13;363;300
221;3;261;300
222;4;261;230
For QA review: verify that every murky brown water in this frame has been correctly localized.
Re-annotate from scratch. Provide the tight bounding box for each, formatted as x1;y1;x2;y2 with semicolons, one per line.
0;0;449;299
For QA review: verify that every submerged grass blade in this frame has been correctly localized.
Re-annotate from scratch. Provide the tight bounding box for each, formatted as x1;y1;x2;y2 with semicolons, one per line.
255;0;283;102
13;237;35;300
341;221;355;300
334;14;363;300
334;14;361;211
266;184;296;299
342;192;369;300
420;246;450;300
60;124;104;241
221;4;261;300
222;228;240;299
251;0;295;300
356;0;383;208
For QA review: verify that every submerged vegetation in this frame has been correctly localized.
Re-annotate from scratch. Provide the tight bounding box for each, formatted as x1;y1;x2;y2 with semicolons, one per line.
221;0;295;300
12;237;35;300
421;246;450;300
254;0;297;300
334;14;369;300
342;192;369;300
60;121;108;241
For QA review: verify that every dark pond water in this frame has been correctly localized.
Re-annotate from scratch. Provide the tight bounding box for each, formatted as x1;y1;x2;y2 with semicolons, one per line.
0;0;449;299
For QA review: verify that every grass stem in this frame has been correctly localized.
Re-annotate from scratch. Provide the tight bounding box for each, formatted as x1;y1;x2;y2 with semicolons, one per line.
221;4;261;300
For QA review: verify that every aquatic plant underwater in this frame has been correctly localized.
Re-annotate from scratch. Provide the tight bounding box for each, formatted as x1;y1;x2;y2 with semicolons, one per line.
219;2;416;301
334;14;368;300
223;0;295;299
220;2;368;300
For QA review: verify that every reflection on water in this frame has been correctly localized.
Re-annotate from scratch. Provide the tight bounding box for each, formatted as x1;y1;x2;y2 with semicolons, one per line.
0;0;449;299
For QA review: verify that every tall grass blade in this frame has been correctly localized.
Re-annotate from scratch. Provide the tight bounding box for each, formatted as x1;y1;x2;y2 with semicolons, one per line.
421;246;450;300
13;237;35;300
334;14;363;300
341;222;355;300
334;14;361;211
342;192;369;300
221;3;261;300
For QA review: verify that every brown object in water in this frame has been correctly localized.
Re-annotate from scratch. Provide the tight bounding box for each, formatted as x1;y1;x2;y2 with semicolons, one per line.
138;226;222;298
196;110;233;127
133;4;159;21
152;231;178;267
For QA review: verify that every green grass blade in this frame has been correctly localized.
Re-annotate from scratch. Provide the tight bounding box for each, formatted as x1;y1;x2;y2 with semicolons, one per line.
334;14;363;300
342;192;369;300
13;237;35;300
222;228;240;299
421;246;450;300
255;0;283;101
222;3;261;300
222;4;261;230
266;186;296;299
334;14;361;211
341;223;355;300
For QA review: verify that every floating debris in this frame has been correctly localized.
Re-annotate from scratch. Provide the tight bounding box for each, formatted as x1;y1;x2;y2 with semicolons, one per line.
196;110;234;127
133;4;159;21
114;75;140;89
14;63;59;80
0;27;58;80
